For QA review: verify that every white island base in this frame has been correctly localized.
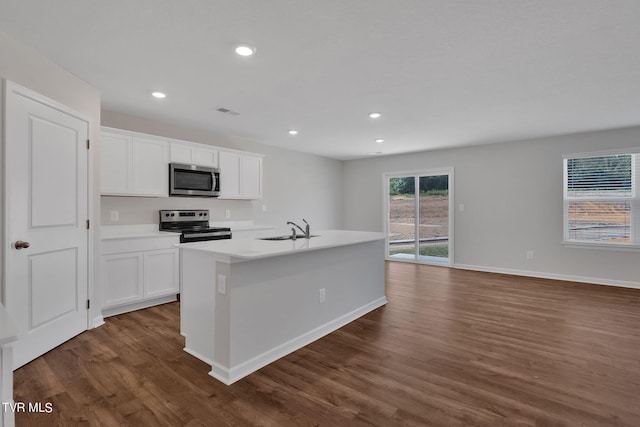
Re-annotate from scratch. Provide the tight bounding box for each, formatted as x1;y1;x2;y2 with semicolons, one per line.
179;230;387;385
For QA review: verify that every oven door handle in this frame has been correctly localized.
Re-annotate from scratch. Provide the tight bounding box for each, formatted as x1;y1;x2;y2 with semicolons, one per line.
182;231;231;239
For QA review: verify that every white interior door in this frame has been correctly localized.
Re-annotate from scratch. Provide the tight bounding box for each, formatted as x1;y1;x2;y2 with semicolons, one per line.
4;81;89;369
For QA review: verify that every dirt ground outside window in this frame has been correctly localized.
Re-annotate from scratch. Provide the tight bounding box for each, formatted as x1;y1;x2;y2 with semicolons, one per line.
388;194;449;240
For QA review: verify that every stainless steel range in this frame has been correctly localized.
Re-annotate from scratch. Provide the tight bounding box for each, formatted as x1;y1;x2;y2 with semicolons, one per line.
159;210;231;243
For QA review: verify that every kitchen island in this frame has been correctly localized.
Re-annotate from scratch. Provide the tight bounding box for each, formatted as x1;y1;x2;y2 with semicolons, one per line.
178;230;387;385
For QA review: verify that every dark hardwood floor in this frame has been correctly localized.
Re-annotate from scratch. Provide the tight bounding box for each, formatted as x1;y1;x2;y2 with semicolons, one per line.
13;263;640;426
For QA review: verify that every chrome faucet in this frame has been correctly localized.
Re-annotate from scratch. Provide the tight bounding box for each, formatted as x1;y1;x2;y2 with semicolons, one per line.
287;219;310;239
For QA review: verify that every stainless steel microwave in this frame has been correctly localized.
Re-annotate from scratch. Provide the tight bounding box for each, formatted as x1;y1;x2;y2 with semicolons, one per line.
169;163;220;197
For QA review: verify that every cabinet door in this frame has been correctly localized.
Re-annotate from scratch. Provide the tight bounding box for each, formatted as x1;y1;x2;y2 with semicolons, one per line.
102;253;144;308
144;248;179;298
170;142;193;164
170;142;218;168
100;133;132;194
241;156;262;199
194;147;218;167
132;137;169;196
219;151;241;198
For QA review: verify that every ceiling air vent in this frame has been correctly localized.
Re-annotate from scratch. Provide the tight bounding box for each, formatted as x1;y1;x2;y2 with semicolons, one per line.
216;107;240;116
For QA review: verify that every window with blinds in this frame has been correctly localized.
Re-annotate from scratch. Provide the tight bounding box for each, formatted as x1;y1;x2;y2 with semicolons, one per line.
563;152;638;246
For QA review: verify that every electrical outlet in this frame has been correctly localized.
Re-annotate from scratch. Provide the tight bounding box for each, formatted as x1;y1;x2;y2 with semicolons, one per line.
110;210;119;222
459;203;465;212
318;288;326;303
217;274;227;295
262;204;267;212
225;209;231;218
526;251;534;260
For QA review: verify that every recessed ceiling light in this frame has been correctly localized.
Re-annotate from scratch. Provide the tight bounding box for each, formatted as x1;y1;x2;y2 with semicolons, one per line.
367;152;383;155
369;112;382;119
375;138;384;143
288;130;298;135
151;91;166;99
235;45;255;56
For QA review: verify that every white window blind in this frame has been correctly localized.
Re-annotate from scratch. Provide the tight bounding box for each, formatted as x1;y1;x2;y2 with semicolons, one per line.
563;152;639;246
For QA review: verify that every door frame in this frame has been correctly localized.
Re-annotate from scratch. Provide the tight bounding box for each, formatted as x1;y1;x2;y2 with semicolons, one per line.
2;79;94;331
383;167;455;266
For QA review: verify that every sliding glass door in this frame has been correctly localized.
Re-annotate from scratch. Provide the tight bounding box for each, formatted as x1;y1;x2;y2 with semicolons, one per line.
385;169;453;265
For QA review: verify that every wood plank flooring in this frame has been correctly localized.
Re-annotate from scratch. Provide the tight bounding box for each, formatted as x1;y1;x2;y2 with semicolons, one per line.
13;263;640;426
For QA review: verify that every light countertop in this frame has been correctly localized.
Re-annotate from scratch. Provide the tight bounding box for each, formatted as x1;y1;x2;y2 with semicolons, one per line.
0;303;19;345
176;229;387;260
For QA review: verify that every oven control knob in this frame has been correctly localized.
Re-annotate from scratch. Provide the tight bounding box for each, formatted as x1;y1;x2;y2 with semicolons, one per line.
171;213;175;217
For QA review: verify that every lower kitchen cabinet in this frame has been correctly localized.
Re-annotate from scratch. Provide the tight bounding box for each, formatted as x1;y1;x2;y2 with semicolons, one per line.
144;249;180;298
101;235;179;317
102;252;144;308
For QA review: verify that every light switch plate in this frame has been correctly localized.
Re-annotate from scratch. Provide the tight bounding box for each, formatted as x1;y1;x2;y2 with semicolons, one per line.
217;274;227;295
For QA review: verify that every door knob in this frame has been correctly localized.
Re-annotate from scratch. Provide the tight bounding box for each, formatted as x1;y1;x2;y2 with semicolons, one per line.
14;240;30;250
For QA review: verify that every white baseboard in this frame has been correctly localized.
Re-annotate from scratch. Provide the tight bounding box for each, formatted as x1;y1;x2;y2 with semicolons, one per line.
454;263;640;290
91;315;105;329
209;296;388;385
101;294;178;318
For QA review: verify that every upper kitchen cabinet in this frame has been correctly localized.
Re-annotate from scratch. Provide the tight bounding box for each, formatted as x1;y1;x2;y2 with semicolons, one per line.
100;128;169;197
219;150;263;199
100;132;131;194
170;141;218;168
100;126;263;199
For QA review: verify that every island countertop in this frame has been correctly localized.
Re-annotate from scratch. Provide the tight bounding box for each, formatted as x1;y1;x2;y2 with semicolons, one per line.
176;229;387;260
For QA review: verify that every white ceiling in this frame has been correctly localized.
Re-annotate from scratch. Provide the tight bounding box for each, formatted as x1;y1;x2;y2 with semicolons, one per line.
2;1;640;160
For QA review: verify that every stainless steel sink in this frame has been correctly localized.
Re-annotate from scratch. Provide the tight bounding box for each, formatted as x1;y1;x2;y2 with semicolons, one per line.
258;235;318;241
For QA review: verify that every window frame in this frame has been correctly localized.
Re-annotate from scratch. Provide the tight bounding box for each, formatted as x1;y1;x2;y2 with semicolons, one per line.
563;148;640;251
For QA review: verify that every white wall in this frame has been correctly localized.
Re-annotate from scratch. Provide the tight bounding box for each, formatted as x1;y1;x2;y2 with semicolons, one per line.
343;126;640;288
100;110;344;233
0;31;102;319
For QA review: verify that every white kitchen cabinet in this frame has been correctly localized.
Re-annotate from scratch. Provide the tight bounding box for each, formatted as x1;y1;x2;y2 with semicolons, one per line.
101;127;262;199
101;234;179;317
170;141;218;167
100;129;169;197
132;137;169;196
219;150;263;199
102;252;144;308
100;132;132;194
144;249;180;298
219;151;241;197
241;155;262;199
